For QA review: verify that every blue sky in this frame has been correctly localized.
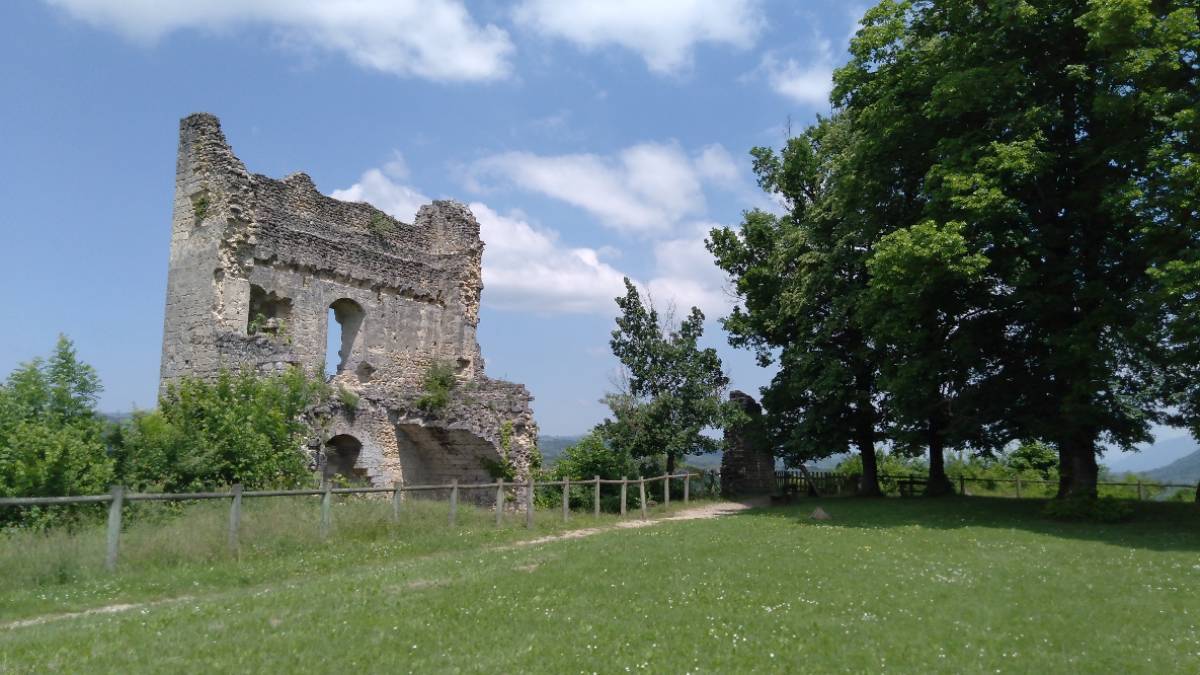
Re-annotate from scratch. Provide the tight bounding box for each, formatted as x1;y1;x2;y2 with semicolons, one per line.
0;0;1191;466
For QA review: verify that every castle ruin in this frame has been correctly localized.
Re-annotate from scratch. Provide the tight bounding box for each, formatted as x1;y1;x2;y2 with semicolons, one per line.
720;391;775;496
159;113;536;488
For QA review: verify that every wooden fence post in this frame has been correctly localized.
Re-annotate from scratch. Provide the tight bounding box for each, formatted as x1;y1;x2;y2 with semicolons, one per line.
684;473;690;504
449;479;459;526
105;485;124;572
525;475;534;529
320;481;332;540
958;475;965;496
495;479;504;527
228;483;243;557
1136;481;1143;501
620;479;627;518
391;480;403;523
561;477;570;522
593;476;601;518
639;478;647;520
664;475;670;508
1015;476;1022;499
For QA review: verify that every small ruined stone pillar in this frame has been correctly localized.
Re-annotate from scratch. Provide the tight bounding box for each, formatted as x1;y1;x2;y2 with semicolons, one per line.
720;390;776;497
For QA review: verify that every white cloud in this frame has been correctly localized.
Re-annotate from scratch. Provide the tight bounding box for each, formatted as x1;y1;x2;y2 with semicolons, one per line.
646;223;732;319
760;39;834;107
514;0;763;74
44;0;514;81
330;154;429;222
471;203;628;314
329;162;628;314
695;144;739;184
468;142;741;234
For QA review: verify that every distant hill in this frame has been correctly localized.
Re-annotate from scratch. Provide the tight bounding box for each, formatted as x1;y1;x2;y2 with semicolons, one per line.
1106;434;1199;474
537;435;583;465
1145;450;1200;485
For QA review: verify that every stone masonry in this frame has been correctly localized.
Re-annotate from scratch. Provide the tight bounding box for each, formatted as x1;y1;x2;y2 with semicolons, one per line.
720;390;776;496
159;113;536;489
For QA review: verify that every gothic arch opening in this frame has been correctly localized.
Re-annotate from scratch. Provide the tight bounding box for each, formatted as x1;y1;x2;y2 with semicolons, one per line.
326;298;364;377
323;434;367;483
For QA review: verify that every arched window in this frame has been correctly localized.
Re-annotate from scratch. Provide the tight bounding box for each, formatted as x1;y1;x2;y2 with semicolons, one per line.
325;298;364;377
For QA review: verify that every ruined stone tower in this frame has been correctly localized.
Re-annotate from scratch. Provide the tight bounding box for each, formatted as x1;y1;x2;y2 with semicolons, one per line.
160;113;536;487
720;390;776;496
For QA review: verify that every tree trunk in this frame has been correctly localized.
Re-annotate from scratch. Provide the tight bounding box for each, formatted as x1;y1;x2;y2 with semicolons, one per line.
856;426;882;497
666;452;676;501
925;420;953;497
1056;443;1073;498
1057;431;1098;499
852;364;882;497
1066;437;1099;499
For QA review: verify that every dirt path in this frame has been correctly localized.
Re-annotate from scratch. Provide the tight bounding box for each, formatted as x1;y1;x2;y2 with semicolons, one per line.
1;597;192;630
504;497;768;549
2;498;766;631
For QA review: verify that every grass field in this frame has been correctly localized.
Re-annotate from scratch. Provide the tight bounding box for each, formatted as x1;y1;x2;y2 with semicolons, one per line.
2;496;1198;672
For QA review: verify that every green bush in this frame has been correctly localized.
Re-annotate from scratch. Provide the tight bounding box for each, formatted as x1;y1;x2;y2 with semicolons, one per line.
368;212;397;236
549;433;639;511
114;367;329;492
1042;496;1135;523
0;336;114;528
416;362;456;413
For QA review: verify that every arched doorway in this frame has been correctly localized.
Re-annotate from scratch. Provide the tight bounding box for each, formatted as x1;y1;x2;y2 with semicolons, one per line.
324;434;367;483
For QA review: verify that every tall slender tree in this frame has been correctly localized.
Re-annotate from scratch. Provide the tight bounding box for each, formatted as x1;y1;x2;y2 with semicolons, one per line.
709;116;888;495
603;279;733;476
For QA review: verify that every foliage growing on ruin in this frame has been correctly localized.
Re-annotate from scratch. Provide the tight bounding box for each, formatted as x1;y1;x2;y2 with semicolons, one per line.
113;367;330;492
0;336;113;528
247;312;267;336
247;314;290;344
481;420;538;480
368;212;398;236
191;193;210;222
336;386;359;411
416;362;456;414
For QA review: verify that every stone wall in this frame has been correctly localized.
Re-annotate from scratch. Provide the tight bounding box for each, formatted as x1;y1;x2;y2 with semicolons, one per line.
720;390;777;496
159;113;536;488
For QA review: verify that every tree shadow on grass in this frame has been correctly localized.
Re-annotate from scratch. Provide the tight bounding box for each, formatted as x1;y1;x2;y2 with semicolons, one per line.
729;495;1200;553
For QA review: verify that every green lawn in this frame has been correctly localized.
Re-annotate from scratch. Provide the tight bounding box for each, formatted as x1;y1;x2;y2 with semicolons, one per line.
2;497;1198;672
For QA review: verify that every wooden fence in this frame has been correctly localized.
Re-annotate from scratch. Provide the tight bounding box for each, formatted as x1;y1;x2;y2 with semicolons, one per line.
777;469;1200;501
0;473;698;571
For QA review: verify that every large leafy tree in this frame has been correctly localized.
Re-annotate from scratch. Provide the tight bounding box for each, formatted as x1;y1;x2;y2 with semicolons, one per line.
709;116;889;496
837;0;1198;497
714;0;1197;499
864;220;998;495
0;336;114;524
601;278;734;476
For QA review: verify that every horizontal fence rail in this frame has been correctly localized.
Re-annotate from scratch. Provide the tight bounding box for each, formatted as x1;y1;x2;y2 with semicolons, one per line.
0;473;701;572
